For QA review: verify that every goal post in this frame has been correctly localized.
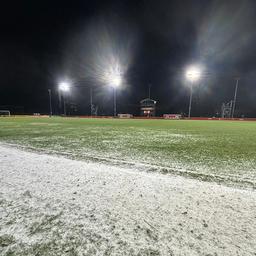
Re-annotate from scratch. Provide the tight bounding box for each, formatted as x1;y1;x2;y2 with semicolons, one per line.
0;110;11;117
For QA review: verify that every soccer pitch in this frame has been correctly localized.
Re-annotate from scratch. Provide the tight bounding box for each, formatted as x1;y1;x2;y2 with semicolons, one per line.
1;116;255;188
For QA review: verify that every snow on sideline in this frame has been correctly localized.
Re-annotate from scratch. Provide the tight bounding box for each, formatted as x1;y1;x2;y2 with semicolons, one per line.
0;145;255;256
3;142;254;190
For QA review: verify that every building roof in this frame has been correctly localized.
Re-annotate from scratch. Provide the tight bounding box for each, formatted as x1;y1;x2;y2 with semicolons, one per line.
140;98;157;104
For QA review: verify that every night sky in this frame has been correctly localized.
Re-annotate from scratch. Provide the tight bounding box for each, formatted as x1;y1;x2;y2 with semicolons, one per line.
1;0;256;116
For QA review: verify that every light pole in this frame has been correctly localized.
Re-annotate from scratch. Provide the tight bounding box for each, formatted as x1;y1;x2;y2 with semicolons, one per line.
112;74;122;116
113;86;117;116
48;89;53;117
102;65;123;116
90;86;93;116
58;82;70;116
188;81;193;118
231;78;239;118
185;66;201;118
108;72;122;117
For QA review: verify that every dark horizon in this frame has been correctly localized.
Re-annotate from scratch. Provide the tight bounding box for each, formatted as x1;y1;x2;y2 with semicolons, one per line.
1;0;256;117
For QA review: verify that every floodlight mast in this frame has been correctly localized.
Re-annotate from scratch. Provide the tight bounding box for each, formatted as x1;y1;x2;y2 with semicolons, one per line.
185;66;201;118
90;86;93;116
58;82;70;116
231;78;239;118
48;89;53;117
109;72;122;117
188;82;193;119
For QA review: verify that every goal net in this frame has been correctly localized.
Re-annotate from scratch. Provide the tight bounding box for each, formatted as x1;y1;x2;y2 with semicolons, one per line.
0;110;11;117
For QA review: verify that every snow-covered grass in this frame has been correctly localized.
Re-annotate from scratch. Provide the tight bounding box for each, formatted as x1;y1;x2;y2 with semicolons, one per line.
0;117;256;188
0;145;256;255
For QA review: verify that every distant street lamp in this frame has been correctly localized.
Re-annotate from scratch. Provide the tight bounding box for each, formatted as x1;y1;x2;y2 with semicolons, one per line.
58;82;70;116
185;66;201;118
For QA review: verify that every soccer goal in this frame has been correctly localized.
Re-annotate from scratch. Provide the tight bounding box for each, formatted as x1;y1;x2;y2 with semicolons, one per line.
0;110;11;117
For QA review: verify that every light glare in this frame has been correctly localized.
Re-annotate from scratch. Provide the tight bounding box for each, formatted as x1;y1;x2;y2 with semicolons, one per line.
59;82;70;92
186;66;201;82
108;71;122;88
101;63;123;88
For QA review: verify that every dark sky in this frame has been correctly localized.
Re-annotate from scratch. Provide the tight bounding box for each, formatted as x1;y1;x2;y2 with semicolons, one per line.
1;0;256;116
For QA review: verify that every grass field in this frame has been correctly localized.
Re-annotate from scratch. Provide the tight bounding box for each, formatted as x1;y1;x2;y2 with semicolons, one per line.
1;116;256;255
0;116;256;188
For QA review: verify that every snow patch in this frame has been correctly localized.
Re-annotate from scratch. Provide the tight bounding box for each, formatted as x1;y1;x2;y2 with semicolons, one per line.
0;145;256;255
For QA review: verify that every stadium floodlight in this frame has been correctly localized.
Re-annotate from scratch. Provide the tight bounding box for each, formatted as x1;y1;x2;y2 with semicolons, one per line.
111;72;122;117
58;81;71;116
110;73;122;88
185;65;202;118
107;70;122;116
58;82;70;92
186;66;201;82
